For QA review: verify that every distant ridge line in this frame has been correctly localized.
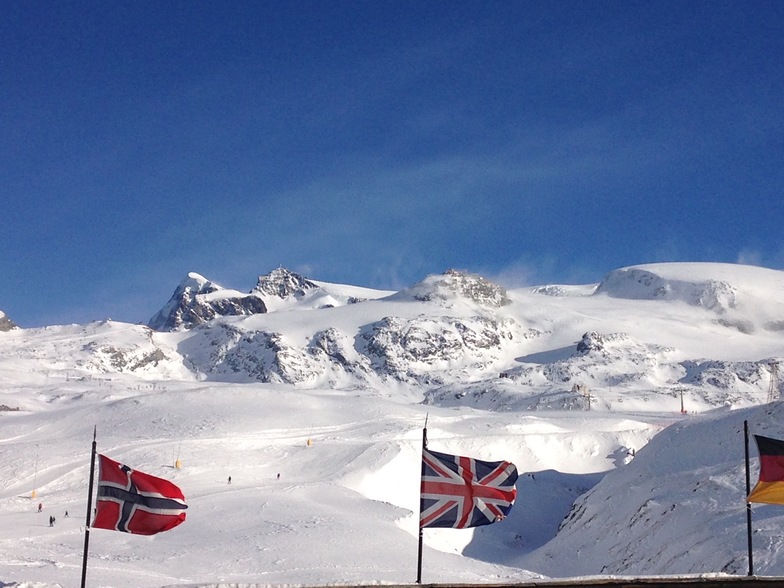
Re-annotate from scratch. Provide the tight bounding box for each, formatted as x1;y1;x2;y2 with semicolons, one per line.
165;578;784;588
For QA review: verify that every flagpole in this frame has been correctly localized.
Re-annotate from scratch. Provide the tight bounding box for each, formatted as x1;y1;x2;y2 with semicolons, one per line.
80;426;98;588
416;415;428;584
744;420;754;577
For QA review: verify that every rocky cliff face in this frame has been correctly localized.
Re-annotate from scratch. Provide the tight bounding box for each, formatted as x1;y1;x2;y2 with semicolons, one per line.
178;322;374;387
425;327;779;412
148;267;385;333
252;267;319;299
148;273;267;331
401;269;511;307
359;314;522;384
179;311;526;388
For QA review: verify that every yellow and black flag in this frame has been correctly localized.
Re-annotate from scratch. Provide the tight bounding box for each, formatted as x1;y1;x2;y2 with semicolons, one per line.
748;434;784;504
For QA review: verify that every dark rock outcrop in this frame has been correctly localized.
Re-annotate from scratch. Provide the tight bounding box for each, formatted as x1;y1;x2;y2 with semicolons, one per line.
0;312;17;331
252;267;319;299
148;273;267;331
405;269;511;307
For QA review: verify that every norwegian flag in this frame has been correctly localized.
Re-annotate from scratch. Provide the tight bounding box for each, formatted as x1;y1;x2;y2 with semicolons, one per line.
420;448;518;529
93;454;187;535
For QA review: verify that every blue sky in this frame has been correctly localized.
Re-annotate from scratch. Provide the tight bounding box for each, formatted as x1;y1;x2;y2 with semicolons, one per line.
2;1;783;327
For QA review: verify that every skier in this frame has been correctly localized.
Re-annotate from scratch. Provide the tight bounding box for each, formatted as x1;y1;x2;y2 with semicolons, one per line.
38;503;42;513
48;515;53;527
228;476;232;485
64;510;69;518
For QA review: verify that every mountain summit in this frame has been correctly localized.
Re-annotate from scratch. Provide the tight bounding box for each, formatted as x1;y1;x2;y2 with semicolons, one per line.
147;267;384;331
252;267;319;299
398;269;511;307
148;272;267;331
0;310;16;331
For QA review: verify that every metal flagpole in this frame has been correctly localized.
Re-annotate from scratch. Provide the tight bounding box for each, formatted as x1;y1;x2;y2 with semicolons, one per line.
80;426;98;588
744;420;754;577
416;414;428;584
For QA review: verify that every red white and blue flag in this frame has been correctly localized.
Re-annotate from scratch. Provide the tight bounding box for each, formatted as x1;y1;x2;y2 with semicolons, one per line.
420;448;518;529
93;454;187;535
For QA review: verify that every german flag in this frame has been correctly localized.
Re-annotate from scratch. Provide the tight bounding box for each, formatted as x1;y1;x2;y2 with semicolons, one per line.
748;435;784;504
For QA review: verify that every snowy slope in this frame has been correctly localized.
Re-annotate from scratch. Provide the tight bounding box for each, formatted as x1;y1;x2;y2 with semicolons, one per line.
0;378;666;588
516;402;784;578
2;262;784;587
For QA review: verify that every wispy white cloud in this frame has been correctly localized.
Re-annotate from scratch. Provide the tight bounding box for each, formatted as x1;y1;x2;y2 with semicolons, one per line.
736;249;763;268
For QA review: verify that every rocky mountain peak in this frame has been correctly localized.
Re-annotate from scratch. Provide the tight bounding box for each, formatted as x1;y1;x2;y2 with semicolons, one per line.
407;269;511;307
0;311;17;332
148;273;267;332
576;331;606;354
252;267;319;299
180;272;220;295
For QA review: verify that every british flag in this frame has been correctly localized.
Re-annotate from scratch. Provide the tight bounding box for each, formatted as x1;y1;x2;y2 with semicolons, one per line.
420;448;518;529
93;454;188;535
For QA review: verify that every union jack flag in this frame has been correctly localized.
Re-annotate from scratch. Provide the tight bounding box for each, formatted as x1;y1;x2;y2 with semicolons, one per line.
420;448;518;529
93;454;188;535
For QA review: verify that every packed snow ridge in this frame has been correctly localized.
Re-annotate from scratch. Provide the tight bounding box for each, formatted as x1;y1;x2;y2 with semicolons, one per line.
3;261;784;587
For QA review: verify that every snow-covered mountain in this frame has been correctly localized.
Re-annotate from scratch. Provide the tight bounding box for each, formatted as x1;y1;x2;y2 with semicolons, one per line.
2;262;784;587
147;272;267;331
148;268;393;332
140;264;784;403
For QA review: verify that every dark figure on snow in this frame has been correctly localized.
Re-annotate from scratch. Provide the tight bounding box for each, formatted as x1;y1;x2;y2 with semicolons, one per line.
227;476;231;484
38;503;42;513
